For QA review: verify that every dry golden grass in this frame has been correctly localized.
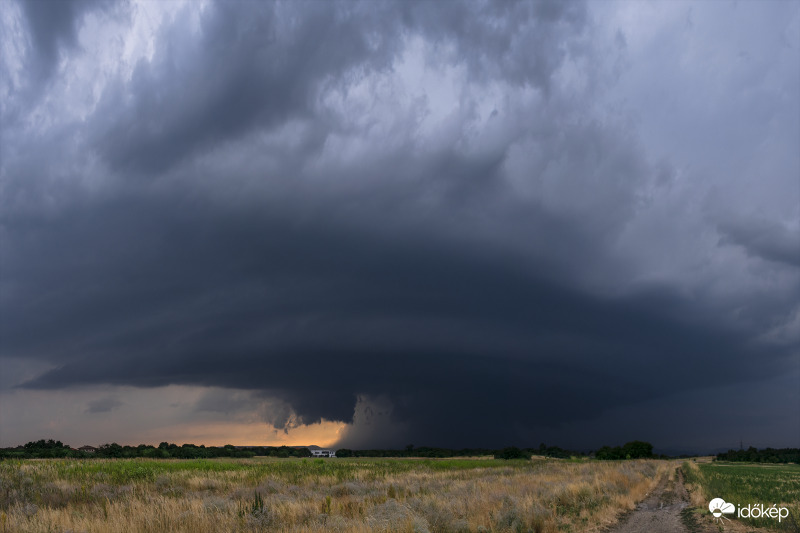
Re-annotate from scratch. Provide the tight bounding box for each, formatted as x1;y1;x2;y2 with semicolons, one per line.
0;457;672;533
681;460;708;508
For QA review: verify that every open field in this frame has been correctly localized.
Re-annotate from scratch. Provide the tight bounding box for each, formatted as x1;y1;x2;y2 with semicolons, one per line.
0;457;672;533
682;461;800;532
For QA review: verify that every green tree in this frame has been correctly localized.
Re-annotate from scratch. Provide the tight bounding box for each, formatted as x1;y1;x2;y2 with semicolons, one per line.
622;441;653;459
494;447;530;460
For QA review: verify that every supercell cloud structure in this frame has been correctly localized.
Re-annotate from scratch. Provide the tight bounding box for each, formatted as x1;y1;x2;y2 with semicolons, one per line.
1;0;798;450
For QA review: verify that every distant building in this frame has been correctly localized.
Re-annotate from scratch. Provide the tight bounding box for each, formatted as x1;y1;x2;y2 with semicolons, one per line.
78;445;97;453
306;445;335;457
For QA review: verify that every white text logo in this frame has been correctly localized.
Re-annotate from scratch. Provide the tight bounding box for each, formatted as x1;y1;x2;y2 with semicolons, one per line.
738;503;790;522
709;498;790;524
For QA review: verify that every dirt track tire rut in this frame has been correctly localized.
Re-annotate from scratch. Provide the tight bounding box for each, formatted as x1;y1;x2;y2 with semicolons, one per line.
606;466;691;533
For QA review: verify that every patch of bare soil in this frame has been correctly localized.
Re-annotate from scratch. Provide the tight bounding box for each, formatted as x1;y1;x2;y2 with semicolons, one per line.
607;466;693;533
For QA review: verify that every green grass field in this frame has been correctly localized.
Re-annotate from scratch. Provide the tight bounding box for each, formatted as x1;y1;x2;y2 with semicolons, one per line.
2;456;540;485
682;461;800;531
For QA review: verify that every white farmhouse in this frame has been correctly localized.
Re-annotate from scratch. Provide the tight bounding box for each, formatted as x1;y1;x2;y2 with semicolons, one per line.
307;445;336;457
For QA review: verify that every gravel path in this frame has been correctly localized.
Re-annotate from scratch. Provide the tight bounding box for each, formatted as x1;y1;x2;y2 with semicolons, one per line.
607;466;691;533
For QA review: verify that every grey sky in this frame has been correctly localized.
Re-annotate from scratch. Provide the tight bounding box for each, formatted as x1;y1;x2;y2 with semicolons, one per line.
1;0;798;451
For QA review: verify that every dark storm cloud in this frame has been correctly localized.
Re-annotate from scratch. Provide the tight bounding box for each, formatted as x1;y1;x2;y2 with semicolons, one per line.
398;0;586;90
90;0;587;175
85;396;122;413
92;1;401;174
7;188;792;445
718;217;800;269
19;0;112;83
2;0;798;449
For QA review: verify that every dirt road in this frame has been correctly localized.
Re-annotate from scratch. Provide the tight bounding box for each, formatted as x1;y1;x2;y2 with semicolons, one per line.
607;466;691;533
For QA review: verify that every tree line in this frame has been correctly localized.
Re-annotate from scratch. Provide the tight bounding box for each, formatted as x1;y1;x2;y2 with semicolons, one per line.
332;441;657;460
334;443;585;459
715;447;800;463
0;439;312;459
6;440;797;463
1;439;674;461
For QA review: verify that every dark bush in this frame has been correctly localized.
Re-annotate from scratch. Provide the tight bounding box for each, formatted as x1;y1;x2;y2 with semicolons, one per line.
494;447;530;460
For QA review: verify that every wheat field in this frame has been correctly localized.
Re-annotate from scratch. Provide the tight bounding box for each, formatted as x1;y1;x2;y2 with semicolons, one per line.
0;457;671;533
